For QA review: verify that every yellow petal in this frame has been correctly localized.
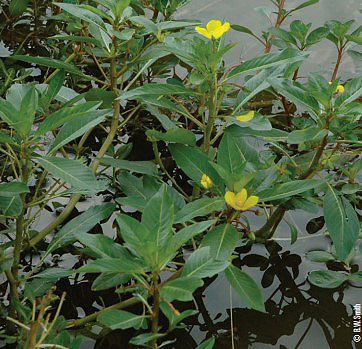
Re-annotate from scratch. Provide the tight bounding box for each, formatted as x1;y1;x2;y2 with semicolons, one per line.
235;189;248;210
195;27;212;39
222;22;230;32
236;111;254;122
241;195;259;211
210;27;225;39
206;20;222;32
225;191;237;209
335;85;344;93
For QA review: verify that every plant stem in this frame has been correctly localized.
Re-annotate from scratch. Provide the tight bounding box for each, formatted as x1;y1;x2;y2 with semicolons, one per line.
151;273;160;348
331;44;344;81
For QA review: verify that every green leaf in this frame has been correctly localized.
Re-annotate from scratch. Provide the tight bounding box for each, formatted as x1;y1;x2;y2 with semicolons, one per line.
305;251;335;263
172;220;215;251
77;257;144;273
98;310;146;330
41;70;65;110
174;198;224;224
18;85;38;137
77;233;128;259
91;273;128;291
217;132;246;178
9;0;28;16
195;338;215;349
129;333;163;346
225;264;265;312
269;79;320;118
0;194;22;216
119;83;197;100
169;144;223;191
115;213;148;255
323;188;359;261
144;104;177;130
287;127;328;144
268;27;297;45
35;157;100;191
34;268;73;281
146;128;196;146
24;279;53;301
231;25;254;36
160;277;203;302
11;55;88;78
257;179;322;201
287;222;298;244
182;247;229;279
308;270;348;288
45;203;115;256
0;181;29;194
141;185;174;268
225;48;307;81
0;131;17;145
200;224;239;261
56;3;107;32
35;101;102;137
48;109;111;154
100;158;158;176
305;27;329;46
349;272;362;282
160;302;198;330
288;0;320;13
335;76;362;109
226;124;288;141
0;98;23;134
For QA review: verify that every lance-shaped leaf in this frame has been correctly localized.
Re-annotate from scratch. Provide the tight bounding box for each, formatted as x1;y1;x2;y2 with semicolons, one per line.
225;48;308;81
200;224;239;261
119;83;198;100
308;270;349;288
169;144;223;191
146;128;196;146
100;158;158;176
11;55;88;78
35;157;100;191
160;277;203;302
0;181;29;194
269;78;320;118
48;108;111;154
45;203;115;257
55;2;107;32
287;127;328;144
141;185;174;268
77;257;145;273
323;188;359;261
98;310;147;330
225;264;265;312
257;179;322;201
175;198;224;224
0;194;22;216
182;247;229;279
172;220;215;251
35;101;101;137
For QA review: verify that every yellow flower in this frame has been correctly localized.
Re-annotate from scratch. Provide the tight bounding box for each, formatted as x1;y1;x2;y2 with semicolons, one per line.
329;82;344;94
200;174;213;189
236;111;254;122
195;20;230;40
225;189;259;211
335;85;344;93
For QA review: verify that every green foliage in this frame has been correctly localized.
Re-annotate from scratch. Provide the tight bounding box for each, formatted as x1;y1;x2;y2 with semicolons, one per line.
0;0;361;347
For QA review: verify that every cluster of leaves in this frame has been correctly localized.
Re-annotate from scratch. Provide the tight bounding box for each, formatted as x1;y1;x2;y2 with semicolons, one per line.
0;0;361;348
